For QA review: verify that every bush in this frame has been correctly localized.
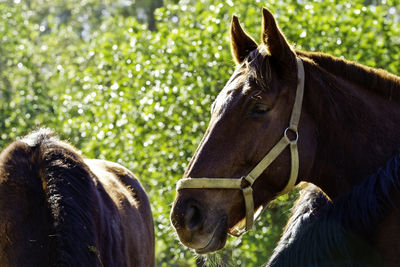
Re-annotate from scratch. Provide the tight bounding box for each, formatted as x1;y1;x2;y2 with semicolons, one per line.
1;0;399;265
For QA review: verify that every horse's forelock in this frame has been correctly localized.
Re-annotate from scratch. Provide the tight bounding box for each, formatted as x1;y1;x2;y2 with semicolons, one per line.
235;47;271;93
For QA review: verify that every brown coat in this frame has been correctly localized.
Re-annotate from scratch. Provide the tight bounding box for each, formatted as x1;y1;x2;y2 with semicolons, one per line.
0;129;154;266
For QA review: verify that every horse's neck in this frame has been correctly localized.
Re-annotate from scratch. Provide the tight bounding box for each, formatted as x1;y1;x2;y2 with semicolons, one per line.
303;61;400;198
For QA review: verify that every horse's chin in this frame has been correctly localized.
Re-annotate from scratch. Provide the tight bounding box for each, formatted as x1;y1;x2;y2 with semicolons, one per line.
194;216;228;254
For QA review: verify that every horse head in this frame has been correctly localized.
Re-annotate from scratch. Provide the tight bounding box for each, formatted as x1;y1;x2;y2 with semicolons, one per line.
171;8;317;253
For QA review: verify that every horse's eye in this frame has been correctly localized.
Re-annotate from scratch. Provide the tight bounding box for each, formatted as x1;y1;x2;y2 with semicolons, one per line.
251;103;270;116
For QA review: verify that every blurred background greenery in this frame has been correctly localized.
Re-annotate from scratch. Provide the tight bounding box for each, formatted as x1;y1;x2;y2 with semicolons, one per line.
0;0;399;266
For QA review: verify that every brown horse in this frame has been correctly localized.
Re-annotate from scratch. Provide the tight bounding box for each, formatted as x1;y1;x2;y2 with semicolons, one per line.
0;129;154;266
170;7;400;265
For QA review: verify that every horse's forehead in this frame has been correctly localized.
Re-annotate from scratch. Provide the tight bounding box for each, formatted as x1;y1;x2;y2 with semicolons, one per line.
212;50;269;115
213;71;246;113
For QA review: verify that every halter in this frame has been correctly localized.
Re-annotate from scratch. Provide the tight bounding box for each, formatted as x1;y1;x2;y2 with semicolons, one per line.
176;57;305;236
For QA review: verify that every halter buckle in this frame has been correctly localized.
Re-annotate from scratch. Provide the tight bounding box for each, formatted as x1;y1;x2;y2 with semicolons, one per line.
240;176;253;189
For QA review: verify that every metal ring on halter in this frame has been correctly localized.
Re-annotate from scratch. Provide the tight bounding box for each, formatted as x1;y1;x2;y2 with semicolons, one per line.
284;127;299;144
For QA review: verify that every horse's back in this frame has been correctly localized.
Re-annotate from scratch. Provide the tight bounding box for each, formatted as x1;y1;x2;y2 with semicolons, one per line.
0;129;154;266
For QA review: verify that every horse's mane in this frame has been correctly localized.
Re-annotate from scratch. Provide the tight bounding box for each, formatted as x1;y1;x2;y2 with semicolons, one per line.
296;50;400;102
267;150;400;267
21;129;100;266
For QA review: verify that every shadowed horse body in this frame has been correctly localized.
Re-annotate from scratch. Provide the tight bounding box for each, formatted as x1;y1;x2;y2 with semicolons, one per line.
269;149;400;266
170;8;400;266
0;129;155;266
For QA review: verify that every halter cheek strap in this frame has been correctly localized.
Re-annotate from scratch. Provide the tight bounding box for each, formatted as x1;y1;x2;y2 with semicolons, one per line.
176;57;305;236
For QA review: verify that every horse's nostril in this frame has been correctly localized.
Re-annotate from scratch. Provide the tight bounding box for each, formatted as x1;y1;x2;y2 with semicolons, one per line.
184;204;203;232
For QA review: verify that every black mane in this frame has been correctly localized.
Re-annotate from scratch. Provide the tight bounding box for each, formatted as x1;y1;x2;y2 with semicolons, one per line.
21;129;101;266
267;151;400;266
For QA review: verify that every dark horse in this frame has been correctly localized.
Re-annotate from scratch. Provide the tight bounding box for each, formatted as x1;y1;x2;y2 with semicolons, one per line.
0;129;155;266
170;7;400;266
269;149;400;266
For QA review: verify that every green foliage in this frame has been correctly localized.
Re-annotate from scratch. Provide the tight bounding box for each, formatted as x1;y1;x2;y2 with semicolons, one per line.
0;0;399;266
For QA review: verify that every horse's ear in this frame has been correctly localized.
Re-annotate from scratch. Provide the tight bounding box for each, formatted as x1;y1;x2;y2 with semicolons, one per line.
261;8;294;62
230;15;258;64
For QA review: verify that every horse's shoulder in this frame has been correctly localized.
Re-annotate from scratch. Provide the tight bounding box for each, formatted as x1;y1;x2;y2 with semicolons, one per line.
84;158;154;266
